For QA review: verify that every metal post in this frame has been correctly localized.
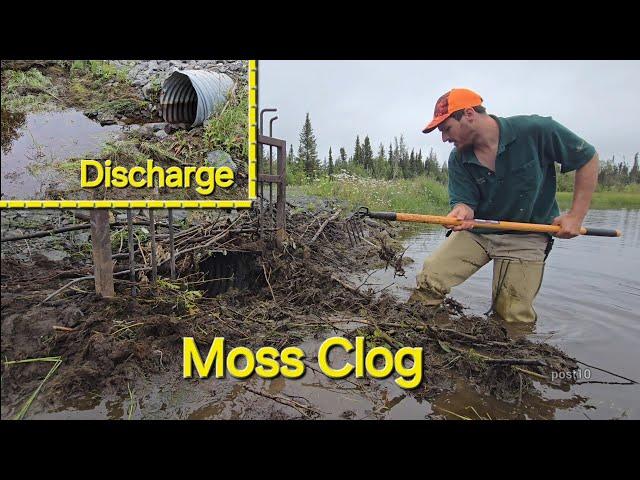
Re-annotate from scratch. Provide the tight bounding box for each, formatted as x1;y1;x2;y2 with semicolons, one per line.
257;134;287;246
276;141;287;247
259;108;276;235
269;116;278;226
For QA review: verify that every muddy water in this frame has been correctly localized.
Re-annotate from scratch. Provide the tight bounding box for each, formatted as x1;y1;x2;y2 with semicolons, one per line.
21;209;640;420
28;319;432;420
0;109;121;199
17;210;640;419
353;208;640;419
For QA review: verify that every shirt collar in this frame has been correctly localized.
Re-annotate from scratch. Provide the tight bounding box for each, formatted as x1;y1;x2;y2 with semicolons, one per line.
494;115;517;153
459;115;517;163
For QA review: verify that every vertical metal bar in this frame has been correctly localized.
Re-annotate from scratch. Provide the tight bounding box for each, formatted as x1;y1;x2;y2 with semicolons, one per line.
127;209;137;296
168;209;176;280
269;146;273;219
260;155;264;237
259;108;277;235
259;109;277;141
90;209;115;297
269;149;273;226
276;141;287;247
356;217;365;240
345;221;355;246
269;116;278;227
149;209;157;284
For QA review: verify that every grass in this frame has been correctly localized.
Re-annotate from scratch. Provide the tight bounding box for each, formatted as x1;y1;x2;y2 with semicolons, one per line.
156;278;203;315
144;76;162;104
67;61;149;116
1;68;59;112
204;83;248;159
70;60;129;83
292;172;639;214
94;98;148;116
4;69;53;92
557;191;640;209
292;173;450;215
4;356;63;420
101;139;149;165
100;135;201;168
2;61;146;118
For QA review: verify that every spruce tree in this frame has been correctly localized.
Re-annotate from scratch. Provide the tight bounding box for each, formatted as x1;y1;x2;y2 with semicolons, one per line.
440;159;449;184
362;136;373;173
425;148;439;178
288;144;295;167
328;147;334;178
339;147;347;172
397;136;409;178
353;136;362;167
631;152;640;183
388;143;394;179
375;143;386;179
409;149;416;177
297;113;319;178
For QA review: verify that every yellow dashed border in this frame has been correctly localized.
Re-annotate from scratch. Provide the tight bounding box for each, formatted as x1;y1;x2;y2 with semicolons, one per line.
0;60;258;210
248;59;258;200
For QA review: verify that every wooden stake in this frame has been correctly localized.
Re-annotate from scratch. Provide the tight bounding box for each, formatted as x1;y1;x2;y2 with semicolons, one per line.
90;210;115;298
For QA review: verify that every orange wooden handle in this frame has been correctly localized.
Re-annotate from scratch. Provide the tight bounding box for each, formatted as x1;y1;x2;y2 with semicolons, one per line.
393;213;621;237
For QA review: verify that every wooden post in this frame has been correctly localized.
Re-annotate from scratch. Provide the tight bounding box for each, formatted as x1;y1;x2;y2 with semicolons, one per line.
90;209;115;297
127;209;137;297
149;209;158;284
168;209;176;280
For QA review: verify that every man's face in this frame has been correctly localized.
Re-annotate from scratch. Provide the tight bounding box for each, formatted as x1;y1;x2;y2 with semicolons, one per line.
438;113;473;150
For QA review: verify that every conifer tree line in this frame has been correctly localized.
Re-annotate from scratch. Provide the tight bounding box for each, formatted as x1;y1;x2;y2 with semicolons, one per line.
597;153;640;188
284;113;449;185
280;113;640;189
555;153;640;191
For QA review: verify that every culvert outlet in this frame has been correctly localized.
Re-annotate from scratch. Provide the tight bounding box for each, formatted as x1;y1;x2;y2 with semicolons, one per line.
199;252;264;297
160;70;234;127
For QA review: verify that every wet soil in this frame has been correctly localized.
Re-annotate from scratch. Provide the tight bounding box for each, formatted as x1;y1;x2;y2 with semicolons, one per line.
1;60;160;124
1;203;581;419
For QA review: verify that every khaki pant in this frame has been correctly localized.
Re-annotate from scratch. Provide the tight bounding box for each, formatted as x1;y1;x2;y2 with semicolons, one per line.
413;230;550;323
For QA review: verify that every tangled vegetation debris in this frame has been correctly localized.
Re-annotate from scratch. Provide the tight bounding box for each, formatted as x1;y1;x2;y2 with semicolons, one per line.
1;202;581;419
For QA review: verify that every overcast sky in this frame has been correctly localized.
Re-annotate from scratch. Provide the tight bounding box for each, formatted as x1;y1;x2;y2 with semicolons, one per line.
258;60;639;167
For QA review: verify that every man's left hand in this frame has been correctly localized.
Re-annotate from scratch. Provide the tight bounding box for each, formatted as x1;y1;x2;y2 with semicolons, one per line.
552;212;584;239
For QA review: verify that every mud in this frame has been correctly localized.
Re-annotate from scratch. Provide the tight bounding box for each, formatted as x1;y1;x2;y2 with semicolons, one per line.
1;203;581;419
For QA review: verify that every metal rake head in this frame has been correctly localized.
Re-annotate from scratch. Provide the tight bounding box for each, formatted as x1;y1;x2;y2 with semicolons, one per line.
344;206;369;246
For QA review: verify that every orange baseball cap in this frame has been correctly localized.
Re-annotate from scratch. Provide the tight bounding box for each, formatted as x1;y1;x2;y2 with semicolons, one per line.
422;88;484;133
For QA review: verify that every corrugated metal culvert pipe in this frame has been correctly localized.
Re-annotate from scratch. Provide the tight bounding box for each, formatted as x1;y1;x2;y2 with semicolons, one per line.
160;70;234;127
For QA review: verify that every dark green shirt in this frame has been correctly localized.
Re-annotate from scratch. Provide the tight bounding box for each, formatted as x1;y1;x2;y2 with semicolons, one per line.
447;114;596;234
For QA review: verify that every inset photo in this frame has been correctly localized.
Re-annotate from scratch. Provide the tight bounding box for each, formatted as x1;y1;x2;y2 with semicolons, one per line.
1;60;249;204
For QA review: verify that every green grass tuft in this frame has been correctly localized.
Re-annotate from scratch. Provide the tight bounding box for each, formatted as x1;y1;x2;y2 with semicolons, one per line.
204;83;248;159
292;174;450;215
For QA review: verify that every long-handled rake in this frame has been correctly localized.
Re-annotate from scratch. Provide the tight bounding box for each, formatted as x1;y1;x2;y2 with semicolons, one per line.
345;206;622;245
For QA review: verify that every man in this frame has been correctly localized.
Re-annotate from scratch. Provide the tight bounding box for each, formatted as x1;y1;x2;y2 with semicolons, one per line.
413;88;599;323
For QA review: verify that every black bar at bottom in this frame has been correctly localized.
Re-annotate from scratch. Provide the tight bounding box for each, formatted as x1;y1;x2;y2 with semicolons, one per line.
368;211;397;221
583;227;620;237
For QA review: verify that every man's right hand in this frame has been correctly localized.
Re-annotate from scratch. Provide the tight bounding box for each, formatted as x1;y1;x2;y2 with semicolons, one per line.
445;203;475;231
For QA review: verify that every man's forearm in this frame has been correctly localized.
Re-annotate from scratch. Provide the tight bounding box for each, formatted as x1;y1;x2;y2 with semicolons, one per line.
570;153;599;219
